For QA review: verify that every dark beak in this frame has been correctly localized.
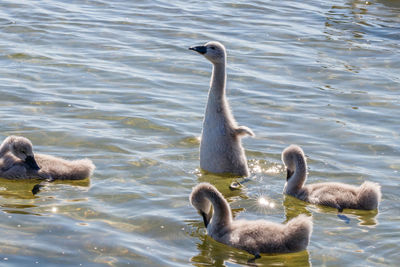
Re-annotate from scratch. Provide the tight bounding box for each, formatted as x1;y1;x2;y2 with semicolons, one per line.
200;211;211;228
287;169;294;181
189;45;207;55
25;156;40;171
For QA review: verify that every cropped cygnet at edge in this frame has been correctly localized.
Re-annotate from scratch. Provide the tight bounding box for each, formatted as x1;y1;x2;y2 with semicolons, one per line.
189;41;254;177
0;135;95;180
282;145;381;211
190;183;313;258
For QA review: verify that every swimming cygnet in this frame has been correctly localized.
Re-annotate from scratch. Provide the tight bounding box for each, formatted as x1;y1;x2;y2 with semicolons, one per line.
282;145;381;211
189;42;254;177
190;183;313;258
0;135;95;180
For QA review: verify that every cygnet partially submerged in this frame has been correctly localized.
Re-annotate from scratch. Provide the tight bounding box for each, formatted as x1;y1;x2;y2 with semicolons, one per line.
0;135;95;180
189;42;254;177
190;183;313;258
282;145;381;211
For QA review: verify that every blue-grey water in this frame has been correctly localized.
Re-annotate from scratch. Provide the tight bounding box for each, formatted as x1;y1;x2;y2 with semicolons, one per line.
0;0;399;266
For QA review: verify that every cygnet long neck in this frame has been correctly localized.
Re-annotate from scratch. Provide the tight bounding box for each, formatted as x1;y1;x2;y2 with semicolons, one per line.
209;62;226;101
285;154;307;195
203;187;232;227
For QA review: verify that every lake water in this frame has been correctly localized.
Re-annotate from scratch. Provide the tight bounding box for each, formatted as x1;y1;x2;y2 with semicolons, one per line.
0;0;399;266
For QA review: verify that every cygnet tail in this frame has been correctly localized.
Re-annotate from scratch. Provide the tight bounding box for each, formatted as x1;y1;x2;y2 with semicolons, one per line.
357;181;381;210
284;214;313;252
50;158;95;180
235;126;255;137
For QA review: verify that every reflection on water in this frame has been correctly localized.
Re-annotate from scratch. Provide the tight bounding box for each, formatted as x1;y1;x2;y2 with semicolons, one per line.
0;177;90;218
0;178;40;199
308;202;379;227
342;209;379;227
248;159;285;175
0;0;398;265
325;0;400;43
325;1;370;41
191;234;311;267
283;194;378;226
0;203;41;216
376;0;400;8
245;188;278;214
196;173;249;201
283;195;312;222
0;177;89;199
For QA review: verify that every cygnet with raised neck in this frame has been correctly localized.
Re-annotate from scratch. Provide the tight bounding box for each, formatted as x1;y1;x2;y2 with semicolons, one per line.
282;145;381;211
190;183;313;258
189;41;254;177
0;135;95;180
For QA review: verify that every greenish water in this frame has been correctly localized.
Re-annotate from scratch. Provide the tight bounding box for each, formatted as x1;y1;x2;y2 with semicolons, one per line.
0;0;399;266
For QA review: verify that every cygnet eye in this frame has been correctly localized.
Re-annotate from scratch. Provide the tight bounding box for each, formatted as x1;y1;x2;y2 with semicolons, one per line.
210;46;215;50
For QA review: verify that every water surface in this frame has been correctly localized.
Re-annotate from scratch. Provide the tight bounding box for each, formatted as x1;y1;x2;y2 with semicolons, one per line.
0;0;399;266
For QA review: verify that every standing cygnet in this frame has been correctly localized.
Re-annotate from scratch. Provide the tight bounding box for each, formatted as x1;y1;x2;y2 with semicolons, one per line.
0;135;95;180
282;145;381;211
189;42;254;177
190;183;313;258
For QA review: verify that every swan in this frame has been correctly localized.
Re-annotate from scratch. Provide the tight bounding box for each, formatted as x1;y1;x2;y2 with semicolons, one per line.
0;135;50;179
190;183;313;258
189;41;254;177
0;135;95;180
282;145;381;211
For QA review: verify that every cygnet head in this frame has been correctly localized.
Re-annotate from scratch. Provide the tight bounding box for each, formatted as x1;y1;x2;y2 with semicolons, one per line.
190;183;214;227
9;136;40;170
282;145;305;180
189;41;226;65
